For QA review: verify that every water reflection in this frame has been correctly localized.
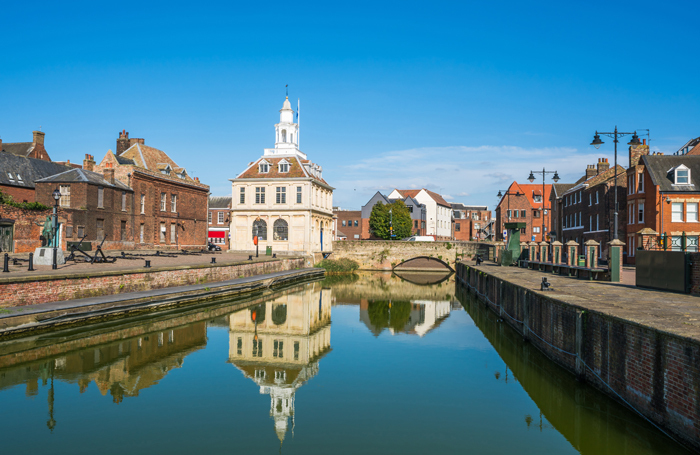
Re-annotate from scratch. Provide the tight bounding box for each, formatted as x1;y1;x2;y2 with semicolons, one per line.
228;283;332;443
359;299;460;337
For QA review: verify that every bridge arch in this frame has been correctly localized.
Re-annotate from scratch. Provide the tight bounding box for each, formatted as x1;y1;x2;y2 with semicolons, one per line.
392;256;454;273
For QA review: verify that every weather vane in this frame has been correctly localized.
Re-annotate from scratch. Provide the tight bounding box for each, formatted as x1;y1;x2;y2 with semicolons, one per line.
286;84;288;96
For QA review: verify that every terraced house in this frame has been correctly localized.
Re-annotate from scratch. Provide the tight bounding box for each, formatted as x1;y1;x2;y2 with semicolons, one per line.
229;96;334;256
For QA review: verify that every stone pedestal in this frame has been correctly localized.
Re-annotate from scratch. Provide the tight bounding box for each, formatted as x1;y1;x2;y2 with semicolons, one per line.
528;241;538;261
565;240;579;266
608;239;625;282
33;247;65;266
584;240;600;269
551;241;563;264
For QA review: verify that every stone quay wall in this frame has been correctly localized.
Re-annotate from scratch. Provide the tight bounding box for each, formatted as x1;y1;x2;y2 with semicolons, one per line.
331;240;486;270
0;257;304;308
456;262;700;451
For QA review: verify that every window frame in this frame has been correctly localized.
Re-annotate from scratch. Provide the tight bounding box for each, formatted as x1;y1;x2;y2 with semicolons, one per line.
688;202;699;223
255;187;266;204
59;185;71;208
672;202;684;222
171;194;177;213
160;193;167;211
239;187;245;204
276;186;286;204
97;187;104;208
218;212;225;224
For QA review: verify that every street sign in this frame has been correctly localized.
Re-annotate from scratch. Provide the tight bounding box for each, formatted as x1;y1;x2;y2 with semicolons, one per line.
503;230;507;238
531;235;536;242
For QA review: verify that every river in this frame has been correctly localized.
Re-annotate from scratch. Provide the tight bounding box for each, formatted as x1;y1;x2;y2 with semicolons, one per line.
0;271;691;454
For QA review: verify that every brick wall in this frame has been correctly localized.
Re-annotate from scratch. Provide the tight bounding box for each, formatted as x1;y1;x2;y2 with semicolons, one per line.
496;194;534;241
458;262;700;451
0;204;69;253
335;210;362;240
0;257;304;307
208;208;230;249
0;185;36;203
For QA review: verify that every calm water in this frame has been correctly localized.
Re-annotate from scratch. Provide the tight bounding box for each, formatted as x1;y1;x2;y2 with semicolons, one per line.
0;272;692;454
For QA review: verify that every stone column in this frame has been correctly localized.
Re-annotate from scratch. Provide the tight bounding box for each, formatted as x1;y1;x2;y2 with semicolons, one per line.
565;240;579;266
584;240;600;269
528;241;538;261
493;241;504;263
539;241;549;263
551;241;563;264
608;239;625;282
520;242;528;258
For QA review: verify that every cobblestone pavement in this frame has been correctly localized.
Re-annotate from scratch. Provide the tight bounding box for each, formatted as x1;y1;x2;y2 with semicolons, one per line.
465;261;700;342
0;250;285;280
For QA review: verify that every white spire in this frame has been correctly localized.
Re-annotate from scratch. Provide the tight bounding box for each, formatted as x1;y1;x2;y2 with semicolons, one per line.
265;94;306;159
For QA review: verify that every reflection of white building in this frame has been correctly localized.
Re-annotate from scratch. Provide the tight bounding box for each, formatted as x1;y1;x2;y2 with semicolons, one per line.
229;284;332;444
359;299;454;337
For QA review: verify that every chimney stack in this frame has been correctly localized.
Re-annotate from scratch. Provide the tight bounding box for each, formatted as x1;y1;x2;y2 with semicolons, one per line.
103;162;115;184
83;154;96;171
586;164;596;179
597;158;610;174
0;137;3;152
116;130;130;156
629;141;650;168
32;130;45;146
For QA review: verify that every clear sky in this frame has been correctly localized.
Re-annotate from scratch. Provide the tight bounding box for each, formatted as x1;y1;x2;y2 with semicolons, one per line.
2;0;698;210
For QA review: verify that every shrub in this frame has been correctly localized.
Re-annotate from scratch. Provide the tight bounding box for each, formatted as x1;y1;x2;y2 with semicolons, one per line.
314;258;360;273
0;190;50;210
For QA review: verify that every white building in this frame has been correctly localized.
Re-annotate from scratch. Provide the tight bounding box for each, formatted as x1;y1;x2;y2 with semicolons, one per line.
388;189;452;239
229;96;334;255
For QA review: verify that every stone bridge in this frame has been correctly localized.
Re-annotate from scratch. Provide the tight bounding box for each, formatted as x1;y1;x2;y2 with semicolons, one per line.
331;240;491;271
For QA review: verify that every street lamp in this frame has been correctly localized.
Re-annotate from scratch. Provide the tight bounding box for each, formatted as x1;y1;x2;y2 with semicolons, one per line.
496;189;523;240
51;189;61;270
389;208;394;239
527;169;560;242
590;127;640;240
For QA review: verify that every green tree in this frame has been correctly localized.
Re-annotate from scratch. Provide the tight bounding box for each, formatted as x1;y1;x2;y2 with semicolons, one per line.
369;200;413;240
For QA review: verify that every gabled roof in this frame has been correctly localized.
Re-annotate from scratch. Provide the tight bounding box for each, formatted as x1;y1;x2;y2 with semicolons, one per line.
1;142;34;158
551;183;576;199
561;165;626;196
235;155;331;187
209;196;232;209
395;189;450;207
643;155;700;192
497;182;552;210
677;137;700;155
35;168;133;191
451;203;488;211
0;153;72;189
118;143;198;183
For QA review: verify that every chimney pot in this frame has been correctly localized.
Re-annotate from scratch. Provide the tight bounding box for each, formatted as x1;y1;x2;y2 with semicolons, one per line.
643;138;646;145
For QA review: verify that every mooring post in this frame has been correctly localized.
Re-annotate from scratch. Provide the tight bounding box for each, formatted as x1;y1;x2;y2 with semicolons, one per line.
575;310;585;381
2;253;9;273
28;253;35;271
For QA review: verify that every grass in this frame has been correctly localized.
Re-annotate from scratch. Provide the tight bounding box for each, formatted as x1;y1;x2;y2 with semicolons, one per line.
314;258;360;273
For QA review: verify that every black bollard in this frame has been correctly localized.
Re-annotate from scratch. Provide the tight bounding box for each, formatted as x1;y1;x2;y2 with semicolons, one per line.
28;253;35;271
145;260;151;268
272;253;277;258
248;255;253;261
3;253;9;273
211;257;216;264
156;251;160;256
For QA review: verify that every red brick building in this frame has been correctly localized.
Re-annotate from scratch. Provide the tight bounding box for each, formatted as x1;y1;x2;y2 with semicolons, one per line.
559;158;628;259
495;182;552;242
208;196;231;249
94;131;210;249
451;204;492;240
334;209;362;240
35;165;135;251
626;148;700;263
1;131;51;162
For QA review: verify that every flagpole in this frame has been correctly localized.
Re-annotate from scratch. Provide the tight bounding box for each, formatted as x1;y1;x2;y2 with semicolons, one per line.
297;98;300;149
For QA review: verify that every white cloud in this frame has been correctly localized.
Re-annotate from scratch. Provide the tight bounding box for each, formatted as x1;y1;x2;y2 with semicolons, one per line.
329;144;606;209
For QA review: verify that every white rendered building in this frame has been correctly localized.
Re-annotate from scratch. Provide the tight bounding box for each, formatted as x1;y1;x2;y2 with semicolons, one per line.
388;188;453;239
229;96;334;255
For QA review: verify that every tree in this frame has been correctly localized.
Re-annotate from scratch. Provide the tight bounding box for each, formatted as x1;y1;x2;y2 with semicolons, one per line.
369;200;413;240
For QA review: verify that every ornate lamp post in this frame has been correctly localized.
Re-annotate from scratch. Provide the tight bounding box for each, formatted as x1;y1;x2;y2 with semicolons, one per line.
527;169;560;242
51;188;61;270
590;127;641;240
389;208;394;239
496;189;523;240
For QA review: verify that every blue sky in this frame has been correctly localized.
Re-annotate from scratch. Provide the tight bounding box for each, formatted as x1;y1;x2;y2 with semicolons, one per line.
2;0;698;210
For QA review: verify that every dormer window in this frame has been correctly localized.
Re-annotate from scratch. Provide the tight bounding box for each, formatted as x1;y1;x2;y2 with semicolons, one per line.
279;160;289;173
676;166;690;184
259;162;269;173
7;172;15;183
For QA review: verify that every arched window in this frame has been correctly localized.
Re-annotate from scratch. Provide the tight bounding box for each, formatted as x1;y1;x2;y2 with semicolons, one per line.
272;303;287;325
281;130;287;142
252;219;267;240
273;219;288;241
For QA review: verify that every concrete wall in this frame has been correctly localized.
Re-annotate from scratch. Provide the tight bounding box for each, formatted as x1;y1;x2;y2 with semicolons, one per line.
0;257;304;307
331;240;486;270
457;262;700;451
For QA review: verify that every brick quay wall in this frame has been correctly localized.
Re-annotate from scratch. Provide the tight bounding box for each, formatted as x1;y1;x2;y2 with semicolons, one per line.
456;262;700;451
0;257;305;308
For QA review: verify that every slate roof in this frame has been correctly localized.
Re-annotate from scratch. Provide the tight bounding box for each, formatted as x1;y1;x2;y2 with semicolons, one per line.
209;196;232;209
235;155;331;187
551;183;575;198
451;203;488;211
117;144;196;183
561;165;626;196
35;168;133;191
395;189;451;207
643;155;700;193
1;142;34;158
0;152;72;189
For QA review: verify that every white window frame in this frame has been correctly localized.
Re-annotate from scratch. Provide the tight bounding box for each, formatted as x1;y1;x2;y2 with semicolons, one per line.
259;162;269;173
239;187;245;204
218;212;225;224
59;185;71;208
160;193;166;211
140;194;145;214
279;162;289;173
672;202;684;222
688;203;699;223
638;173;644;193
675;166;691;185
638;201;644;223
171;194;177;212
628;202;635;224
